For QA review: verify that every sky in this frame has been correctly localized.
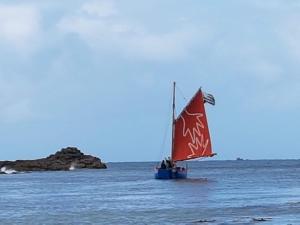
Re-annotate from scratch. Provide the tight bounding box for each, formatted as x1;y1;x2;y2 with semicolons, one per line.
0;0;300;162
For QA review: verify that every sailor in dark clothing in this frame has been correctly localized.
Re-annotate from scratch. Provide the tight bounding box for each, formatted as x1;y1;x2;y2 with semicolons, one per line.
165;159;171;168
160;160;167;169
165;157;173;168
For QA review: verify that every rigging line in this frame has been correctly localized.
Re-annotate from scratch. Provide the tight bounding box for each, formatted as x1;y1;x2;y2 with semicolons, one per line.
159;118;171;159
176;85;187;102
157;88;173;161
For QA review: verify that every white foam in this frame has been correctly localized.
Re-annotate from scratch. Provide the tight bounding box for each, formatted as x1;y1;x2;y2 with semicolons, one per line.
1;166;17;174
69;163;76;171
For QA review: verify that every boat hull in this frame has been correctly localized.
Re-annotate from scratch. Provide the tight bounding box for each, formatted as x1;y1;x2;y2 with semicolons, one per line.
155;167;187;179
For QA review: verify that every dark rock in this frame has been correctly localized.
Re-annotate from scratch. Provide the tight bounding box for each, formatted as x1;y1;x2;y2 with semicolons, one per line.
193;219;216;223
252;217;272;222
0;147;106;172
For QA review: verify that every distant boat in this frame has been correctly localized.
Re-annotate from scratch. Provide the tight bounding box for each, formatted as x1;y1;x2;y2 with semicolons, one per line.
236;157;244;161
155;82;216;179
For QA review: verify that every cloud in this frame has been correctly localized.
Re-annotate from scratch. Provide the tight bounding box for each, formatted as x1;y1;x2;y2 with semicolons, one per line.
125;28;199;61
0;77;35;123
0;99;33;123
198;4;300;111
54;0;300;111
252;0;300;10
0;4;40;49
58;0;205;61
81;0;117;17
279;14;300;61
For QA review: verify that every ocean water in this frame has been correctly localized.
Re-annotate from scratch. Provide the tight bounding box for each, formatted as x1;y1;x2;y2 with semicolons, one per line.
0;160;300;225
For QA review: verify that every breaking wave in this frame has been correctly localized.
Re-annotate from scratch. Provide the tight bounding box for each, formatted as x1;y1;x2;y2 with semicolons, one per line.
69;163;76;171
1;166;17;174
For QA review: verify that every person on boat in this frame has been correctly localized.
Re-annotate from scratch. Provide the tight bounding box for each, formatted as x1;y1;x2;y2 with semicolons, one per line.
160;160;167;169
165;157;173;168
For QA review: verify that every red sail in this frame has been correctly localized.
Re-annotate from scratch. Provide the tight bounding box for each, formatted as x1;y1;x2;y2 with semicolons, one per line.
172;90;213;161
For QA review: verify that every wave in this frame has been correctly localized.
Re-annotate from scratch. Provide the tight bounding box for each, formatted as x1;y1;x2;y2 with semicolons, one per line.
69;163;76;171
0;166;18;174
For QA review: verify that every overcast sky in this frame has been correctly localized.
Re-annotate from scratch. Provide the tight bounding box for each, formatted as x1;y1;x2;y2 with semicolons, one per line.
1;0;300;162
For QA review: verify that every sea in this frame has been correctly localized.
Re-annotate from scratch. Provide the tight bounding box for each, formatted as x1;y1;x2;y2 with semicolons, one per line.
0;160;300;225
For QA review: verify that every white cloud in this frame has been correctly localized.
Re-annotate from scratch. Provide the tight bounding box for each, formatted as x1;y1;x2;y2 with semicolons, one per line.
58;0;205;61
279;14;300;61
0;77;35;123
0;99;33;123
0;4;40;49
252;0;300;10
82;0;117;17
246;60;283;84
125;28;198;61
247;81;300;111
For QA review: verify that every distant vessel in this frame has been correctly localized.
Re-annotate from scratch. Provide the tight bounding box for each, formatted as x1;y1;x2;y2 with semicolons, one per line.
236;157;244;161
155;82;216;179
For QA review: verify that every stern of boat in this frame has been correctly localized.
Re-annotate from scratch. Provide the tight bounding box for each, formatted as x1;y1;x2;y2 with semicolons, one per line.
154;166;187;179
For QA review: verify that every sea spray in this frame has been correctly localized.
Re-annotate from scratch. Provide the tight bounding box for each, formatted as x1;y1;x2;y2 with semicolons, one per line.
0;166;17;174
69;163;76;171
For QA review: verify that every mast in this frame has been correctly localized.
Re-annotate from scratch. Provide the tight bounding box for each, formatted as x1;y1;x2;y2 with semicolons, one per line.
171;81;176;160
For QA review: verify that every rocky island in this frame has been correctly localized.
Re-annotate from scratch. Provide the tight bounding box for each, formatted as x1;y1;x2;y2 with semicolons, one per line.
0;147;106;173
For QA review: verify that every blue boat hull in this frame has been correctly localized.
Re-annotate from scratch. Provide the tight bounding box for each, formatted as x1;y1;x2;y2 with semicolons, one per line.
155;167;187;179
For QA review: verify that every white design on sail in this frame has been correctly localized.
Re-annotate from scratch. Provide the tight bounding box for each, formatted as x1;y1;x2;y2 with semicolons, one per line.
181;110;209;158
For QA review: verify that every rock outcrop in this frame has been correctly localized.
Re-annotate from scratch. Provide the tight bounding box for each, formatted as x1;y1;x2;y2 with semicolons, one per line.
0;147;106;172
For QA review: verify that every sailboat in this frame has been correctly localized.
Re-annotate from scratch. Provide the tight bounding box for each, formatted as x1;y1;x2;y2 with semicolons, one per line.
155;82;216;179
